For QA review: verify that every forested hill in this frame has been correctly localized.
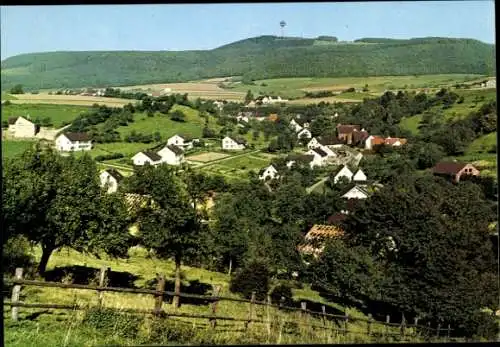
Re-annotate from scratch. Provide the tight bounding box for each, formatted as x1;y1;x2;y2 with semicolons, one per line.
1;35;495;90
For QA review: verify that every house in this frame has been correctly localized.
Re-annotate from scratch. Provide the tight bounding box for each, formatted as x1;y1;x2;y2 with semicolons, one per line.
222;136;247;150
336;124;361;145
286;154;315;169
307;137;339;157
258;95;288;104
341;185;370;199
132;151;163;166
259;165;279;181
299;224;345;256
364;135;386;150
352;129;370;147
55;132;92;152
431;161;480;183
289;119;303;132
352;169;367;182
8;116;38;138
167;134;194;150
297;128;312;140
236;115;249;123
332;165;354;184
306;147;330;167
384;137;408;147
157;144;185;166
486;79;496;88
100;169;124;194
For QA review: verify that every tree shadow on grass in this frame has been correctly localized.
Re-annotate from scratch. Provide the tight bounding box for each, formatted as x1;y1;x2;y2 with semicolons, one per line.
144;278;212;307
42;265;140;288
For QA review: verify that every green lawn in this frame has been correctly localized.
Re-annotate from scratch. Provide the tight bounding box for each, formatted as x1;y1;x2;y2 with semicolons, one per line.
1;140;35;160
219;153;270;170
399;114;422;134
467;132;497;154
1;103;89;127
225;74;486;99
115;105;208;140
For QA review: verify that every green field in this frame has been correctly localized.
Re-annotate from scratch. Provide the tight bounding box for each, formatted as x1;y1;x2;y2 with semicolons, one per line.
1;103;89;127
225;74;487;100
400;88;497;134
1;140;35;160
115;105;207;140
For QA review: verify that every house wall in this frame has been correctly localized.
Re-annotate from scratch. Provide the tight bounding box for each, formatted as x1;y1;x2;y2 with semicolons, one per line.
343;188;368;199
10;118;36;138
222;137;245;150
132;153;157;166
353;170;367;181
334;167;353;183
456;164;480;182
55;135;92;152
99;172;118;193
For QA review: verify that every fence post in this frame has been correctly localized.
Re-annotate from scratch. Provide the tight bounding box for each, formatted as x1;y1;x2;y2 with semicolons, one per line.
11;268;24;321
209;285;221;329
447;324;451;341
97;266;109;308
427;322;432;341
367;313;373;338
400;313;406;340
344;310;349;341
300;301;308;337
413;317;419;341
385;315;390;341
277;296;285;344
321;305;328;343
266;295;272;340
436;323;441;339
154;274;165;315
246;291;256;330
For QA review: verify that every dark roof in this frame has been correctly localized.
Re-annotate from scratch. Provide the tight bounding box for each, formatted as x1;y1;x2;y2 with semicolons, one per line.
318;135;345;146
287;154;314;163
167;144;184;156
337;124;360;134
105;169;124;182
229;136;247;145
312;147;328;157
142;151;162;161
64;132;91;142
342;185;370;197
352;130;369;143
432;161;468;175
8;117;19;125
327;213;347;225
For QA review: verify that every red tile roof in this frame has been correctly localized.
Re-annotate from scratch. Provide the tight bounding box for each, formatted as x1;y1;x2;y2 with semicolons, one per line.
432;161;469;175
337;124;360;134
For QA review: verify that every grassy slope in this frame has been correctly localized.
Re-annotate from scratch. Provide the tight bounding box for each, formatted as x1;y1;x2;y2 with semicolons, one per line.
1;103;89;127
400;88;497;135
1;36;494;90
1;93;18;100
1;140;35;159
4;245;408;346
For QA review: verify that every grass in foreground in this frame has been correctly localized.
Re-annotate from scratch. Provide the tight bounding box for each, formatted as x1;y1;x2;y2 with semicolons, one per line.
1;140;35;160
4;246;421;346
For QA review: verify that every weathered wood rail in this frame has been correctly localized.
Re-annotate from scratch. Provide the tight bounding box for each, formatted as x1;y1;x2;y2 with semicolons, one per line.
3;267;457;342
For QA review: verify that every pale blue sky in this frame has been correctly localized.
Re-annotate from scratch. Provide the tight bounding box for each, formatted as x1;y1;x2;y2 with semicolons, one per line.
1;1;495;60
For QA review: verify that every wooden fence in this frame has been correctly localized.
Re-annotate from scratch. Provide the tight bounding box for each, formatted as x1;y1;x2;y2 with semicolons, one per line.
3;267;457;343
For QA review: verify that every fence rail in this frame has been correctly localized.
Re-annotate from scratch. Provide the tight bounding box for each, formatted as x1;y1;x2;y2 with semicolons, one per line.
3;267;457;343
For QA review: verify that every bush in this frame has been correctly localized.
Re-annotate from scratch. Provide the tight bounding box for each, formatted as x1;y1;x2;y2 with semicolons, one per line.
170;110;186;122
95;153;125;162
82;308;142;339
147;317;195;343
2;120;8;128
270;282;294;305
229;260;271;301
2;235;35;276
3;100;11;106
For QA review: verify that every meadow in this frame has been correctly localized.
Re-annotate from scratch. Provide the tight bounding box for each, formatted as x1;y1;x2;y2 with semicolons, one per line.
1;103;89;127
1;140;35;159
223;74;487;100
6;93;135;107
3;245;416;346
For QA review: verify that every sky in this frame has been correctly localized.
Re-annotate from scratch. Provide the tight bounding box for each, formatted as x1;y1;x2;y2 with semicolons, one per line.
0;1;496;60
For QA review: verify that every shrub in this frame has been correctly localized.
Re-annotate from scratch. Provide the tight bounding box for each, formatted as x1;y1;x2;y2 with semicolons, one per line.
82;308;142;339
2;120;8;128
95;153;125;162
147;317;195;343
3;100;11;106
270;282;294;305
170;110;186;122
2;235;35;277
229;259;271;301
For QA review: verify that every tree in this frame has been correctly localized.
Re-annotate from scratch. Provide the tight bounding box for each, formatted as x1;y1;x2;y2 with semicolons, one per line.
170;110;186;122
10;84;24;94
2;146;133;274
124;164;204;308
245;90;254;104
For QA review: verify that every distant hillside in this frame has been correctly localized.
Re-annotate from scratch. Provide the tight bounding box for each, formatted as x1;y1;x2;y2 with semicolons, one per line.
1;35;495;91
